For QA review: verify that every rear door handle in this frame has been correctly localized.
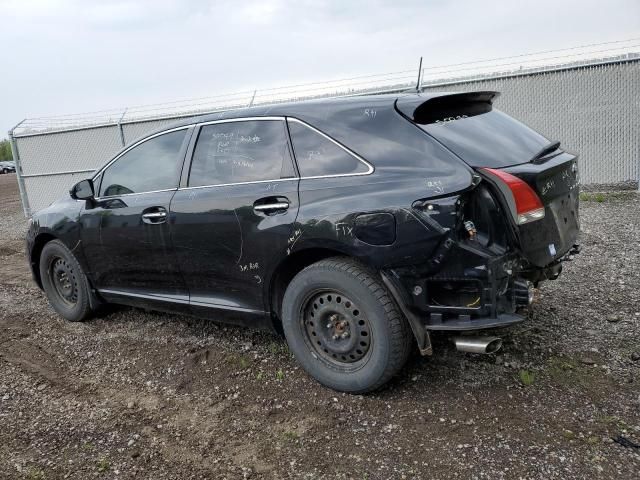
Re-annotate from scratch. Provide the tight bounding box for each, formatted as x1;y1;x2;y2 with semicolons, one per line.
253;197;290;214
254;202;290;212
142;207;168;224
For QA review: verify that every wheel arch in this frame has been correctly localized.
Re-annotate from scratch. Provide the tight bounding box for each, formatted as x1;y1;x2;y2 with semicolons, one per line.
268;247;374;335
30;232;58;289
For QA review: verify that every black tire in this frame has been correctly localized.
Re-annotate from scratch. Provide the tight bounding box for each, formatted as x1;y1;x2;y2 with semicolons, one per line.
1;169;8;174
39;239;94;322
281;257;412;393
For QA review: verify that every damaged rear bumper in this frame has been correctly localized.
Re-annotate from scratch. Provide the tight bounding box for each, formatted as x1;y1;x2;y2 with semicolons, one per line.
423;312;524;331
383;241;579;335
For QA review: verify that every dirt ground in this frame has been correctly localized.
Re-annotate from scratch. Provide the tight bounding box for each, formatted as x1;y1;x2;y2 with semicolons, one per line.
0;172;639;479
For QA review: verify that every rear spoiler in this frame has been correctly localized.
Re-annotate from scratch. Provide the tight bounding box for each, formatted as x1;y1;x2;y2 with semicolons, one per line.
395;91;499;125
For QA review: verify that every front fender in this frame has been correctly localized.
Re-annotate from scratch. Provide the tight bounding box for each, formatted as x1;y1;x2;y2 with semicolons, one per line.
26;198;86;286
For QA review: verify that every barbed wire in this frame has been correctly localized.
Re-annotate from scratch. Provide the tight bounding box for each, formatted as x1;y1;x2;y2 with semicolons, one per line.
419;36;640;71
15;38;640;133
420;44;640;77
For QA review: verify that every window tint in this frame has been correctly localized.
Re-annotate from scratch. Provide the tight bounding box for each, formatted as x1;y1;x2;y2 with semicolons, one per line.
99;129;186;197
288;121;369;177
419;109;551;168
189;120;290;187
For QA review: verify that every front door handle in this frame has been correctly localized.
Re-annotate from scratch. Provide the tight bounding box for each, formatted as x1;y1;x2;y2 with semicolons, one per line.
253;197;290;214
142;207;168;224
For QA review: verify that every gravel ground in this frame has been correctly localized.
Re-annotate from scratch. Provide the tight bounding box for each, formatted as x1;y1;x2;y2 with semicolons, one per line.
1;173;639;479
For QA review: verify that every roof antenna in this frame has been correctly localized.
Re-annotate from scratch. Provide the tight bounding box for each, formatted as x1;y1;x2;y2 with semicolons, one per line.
416;57;423;93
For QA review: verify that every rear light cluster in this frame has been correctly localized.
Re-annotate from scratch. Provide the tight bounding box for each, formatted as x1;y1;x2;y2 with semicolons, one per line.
481;168;545;225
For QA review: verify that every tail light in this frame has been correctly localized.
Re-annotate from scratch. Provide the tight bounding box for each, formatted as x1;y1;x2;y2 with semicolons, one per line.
481;168;545;225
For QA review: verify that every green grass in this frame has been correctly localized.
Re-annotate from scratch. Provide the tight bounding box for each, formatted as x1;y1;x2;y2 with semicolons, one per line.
25;468;45;480
275;369;285;380
225;353;252;369
547;356;578;376
579;192;606;202
586;436;600;445
268;342;289;356
238;355;250;369
518;369;535;386
97;457;110;473
597;414;629;430
282;431;299;441
543;355;617;402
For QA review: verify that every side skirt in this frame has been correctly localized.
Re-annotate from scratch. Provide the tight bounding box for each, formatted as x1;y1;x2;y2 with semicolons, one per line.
97;289;274;331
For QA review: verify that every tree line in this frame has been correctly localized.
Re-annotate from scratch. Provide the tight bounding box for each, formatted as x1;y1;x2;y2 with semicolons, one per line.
0;139;13;161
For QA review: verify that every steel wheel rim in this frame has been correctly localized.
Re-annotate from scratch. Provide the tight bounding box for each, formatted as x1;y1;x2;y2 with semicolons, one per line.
301;290;372;368
49;256;78;306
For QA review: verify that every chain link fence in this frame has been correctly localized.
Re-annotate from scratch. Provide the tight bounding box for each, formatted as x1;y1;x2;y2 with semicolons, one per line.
421;59;640;190
9;57;640;216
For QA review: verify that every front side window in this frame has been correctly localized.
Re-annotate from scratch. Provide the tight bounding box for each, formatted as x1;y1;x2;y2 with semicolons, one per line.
99;129;187;197
287;120;370;178
189;120;291;187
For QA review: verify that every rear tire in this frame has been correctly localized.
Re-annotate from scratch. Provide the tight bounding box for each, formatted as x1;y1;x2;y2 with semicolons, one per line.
39;240;94;322
281;257;412;393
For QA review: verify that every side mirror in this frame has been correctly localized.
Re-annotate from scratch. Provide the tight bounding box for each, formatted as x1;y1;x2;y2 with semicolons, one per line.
70;179;95;201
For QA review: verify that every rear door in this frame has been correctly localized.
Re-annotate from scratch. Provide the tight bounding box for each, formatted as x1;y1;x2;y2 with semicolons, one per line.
170;118;299;317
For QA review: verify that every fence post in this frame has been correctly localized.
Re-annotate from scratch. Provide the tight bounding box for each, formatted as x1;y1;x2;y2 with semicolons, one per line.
8;121;31;218
117;108;127;147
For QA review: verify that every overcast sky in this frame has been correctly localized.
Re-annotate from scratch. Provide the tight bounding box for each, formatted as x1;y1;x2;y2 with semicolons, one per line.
1;0;639;136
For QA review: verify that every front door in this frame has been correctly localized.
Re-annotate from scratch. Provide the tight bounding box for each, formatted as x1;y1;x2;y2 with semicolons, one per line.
170;118;299;317
80;128;192;303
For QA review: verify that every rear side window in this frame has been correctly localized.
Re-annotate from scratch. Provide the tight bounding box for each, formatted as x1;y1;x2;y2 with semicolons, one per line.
288;120;370;178
99;129;187;197
189;120;291;187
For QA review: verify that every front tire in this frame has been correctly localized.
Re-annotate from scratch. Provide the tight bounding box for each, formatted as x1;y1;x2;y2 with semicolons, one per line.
39;240;94;322
281;257;412;393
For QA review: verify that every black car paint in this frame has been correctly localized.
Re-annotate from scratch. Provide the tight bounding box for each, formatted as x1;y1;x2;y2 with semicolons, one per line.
26;92;580;339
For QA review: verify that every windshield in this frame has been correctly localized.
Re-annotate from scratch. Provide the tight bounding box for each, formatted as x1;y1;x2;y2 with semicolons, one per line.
418;109;551;168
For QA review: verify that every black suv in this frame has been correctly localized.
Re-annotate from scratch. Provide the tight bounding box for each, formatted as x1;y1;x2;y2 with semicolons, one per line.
26;92;580;393
1;161;16;174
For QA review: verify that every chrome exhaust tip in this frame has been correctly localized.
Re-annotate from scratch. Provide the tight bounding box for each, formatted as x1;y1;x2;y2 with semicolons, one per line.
453;336;502;354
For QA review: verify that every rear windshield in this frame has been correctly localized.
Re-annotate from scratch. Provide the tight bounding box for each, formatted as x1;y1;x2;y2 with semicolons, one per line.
418;109;551;168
